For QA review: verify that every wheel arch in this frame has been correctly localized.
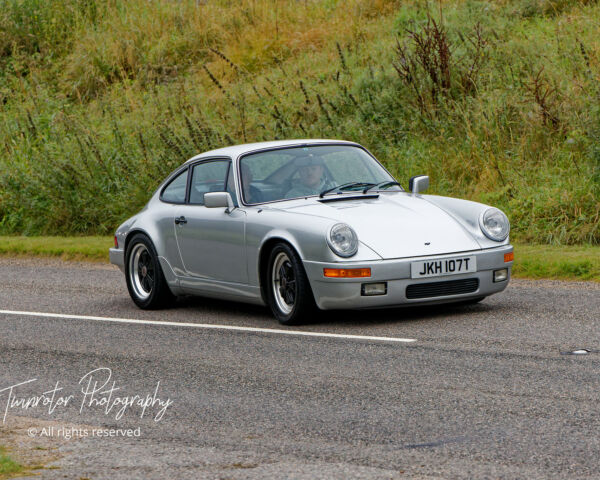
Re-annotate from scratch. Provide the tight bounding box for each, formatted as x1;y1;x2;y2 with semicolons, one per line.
122;229;176;309
258;236;300;305
123;227;180;295
124;228;154;262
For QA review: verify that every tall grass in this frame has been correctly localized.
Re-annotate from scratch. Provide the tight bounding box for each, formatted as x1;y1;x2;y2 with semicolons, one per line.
0;0;598;244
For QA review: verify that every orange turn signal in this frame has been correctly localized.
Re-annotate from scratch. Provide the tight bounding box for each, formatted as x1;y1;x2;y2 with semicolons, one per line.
323;268;371;278
504;252;514;263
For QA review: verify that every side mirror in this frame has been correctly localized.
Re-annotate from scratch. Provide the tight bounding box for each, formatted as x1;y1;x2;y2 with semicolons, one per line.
204;192;235;213
409;175;429;195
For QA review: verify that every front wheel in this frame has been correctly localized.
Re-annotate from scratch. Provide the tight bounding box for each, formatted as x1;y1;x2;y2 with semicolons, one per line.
125;233;175;309
266;243;316;325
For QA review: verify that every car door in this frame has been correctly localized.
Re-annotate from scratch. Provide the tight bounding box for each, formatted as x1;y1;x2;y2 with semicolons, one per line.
174;158;247;284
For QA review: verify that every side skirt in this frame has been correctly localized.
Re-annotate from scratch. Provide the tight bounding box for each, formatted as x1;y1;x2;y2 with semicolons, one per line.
177;275;265;306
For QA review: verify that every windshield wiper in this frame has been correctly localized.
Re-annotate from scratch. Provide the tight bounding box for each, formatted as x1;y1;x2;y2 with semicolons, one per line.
362;181;402;193
319;182;376;198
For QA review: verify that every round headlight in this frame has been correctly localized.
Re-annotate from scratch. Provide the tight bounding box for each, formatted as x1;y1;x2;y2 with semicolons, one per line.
327;223;358;257
479;208;510;241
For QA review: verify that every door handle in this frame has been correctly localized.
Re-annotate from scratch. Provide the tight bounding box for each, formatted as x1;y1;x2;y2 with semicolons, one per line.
174;216;187;225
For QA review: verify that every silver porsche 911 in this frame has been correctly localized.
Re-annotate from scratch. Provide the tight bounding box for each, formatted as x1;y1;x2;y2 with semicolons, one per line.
110;139;513;324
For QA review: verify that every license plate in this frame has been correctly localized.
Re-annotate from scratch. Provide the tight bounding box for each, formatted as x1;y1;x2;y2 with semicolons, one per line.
411;256;476;279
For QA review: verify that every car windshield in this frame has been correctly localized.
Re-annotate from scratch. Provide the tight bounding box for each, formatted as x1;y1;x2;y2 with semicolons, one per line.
238;145;401;205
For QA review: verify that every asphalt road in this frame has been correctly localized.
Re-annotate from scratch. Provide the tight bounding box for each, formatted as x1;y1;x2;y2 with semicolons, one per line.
0;257;599;479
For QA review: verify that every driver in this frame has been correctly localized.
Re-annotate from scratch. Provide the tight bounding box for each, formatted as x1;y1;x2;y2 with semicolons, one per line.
286;156;330;198
241;163;263;203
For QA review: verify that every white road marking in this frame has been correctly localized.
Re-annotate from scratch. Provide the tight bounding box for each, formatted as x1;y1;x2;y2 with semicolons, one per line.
0;309;416;344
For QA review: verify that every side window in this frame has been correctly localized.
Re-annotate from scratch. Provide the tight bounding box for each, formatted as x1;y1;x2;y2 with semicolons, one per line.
189;160;230;205
160;168;188;203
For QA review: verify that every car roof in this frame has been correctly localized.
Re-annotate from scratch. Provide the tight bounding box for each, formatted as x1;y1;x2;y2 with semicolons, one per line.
184;139;360;164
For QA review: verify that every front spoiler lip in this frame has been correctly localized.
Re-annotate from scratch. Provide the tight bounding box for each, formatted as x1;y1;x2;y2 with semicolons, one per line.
303;245;513;310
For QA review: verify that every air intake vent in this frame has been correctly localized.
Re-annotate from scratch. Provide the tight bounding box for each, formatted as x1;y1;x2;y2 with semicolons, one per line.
406;278;479;299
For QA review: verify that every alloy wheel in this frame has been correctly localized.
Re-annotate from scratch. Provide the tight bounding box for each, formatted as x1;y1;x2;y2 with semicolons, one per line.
128;243;154;300
271;251;296;315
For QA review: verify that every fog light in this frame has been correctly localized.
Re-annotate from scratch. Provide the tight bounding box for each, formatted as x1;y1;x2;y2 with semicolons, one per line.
493;268;508;282
361;282;387;296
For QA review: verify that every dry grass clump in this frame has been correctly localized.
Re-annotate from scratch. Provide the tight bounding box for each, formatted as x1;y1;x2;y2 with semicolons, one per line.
55;0;399;99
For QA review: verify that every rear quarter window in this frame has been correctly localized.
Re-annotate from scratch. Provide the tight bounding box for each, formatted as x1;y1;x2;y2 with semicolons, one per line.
160;168;188;203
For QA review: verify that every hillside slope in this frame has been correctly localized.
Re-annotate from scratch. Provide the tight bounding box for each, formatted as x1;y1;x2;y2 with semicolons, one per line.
0;0;598;243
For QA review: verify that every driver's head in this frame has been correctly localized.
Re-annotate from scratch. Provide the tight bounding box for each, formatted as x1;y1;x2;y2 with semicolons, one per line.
297;156;324;188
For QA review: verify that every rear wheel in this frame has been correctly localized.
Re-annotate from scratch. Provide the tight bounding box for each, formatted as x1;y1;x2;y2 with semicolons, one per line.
266;243;316;325
125;233;175;309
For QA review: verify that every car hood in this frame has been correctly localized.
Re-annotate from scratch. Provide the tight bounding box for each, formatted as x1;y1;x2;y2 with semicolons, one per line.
278;193;482;259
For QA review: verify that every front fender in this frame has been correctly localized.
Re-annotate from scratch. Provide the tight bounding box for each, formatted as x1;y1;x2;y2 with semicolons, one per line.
245;208;382;287
422;195;511;249
257;217;382;262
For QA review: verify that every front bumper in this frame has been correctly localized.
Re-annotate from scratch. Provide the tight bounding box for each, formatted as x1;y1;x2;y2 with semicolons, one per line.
303;245;513;310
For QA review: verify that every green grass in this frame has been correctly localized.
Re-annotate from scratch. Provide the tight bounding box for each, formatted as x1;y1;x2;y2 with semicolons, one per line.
513;244;600;281
0;0;598;244
0;447;23;478
0;236;112;261
0;236;598;281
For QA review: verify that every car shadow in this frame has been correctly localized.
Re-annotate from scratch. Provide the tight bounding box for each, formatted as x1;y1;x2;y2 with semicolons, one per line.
171;294;503;328
308;301;500;327
173;295;270;316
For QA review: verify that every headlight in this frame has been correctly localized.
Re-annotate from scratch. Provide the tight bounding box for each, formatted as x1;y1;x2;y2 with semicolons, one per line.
327;223;358;257
479;208;510;241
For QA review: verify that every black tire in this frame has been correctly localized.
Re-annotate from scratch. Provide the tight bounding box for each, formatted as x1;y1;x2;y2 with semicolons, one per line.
265;242;317;325
125;233;175;309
